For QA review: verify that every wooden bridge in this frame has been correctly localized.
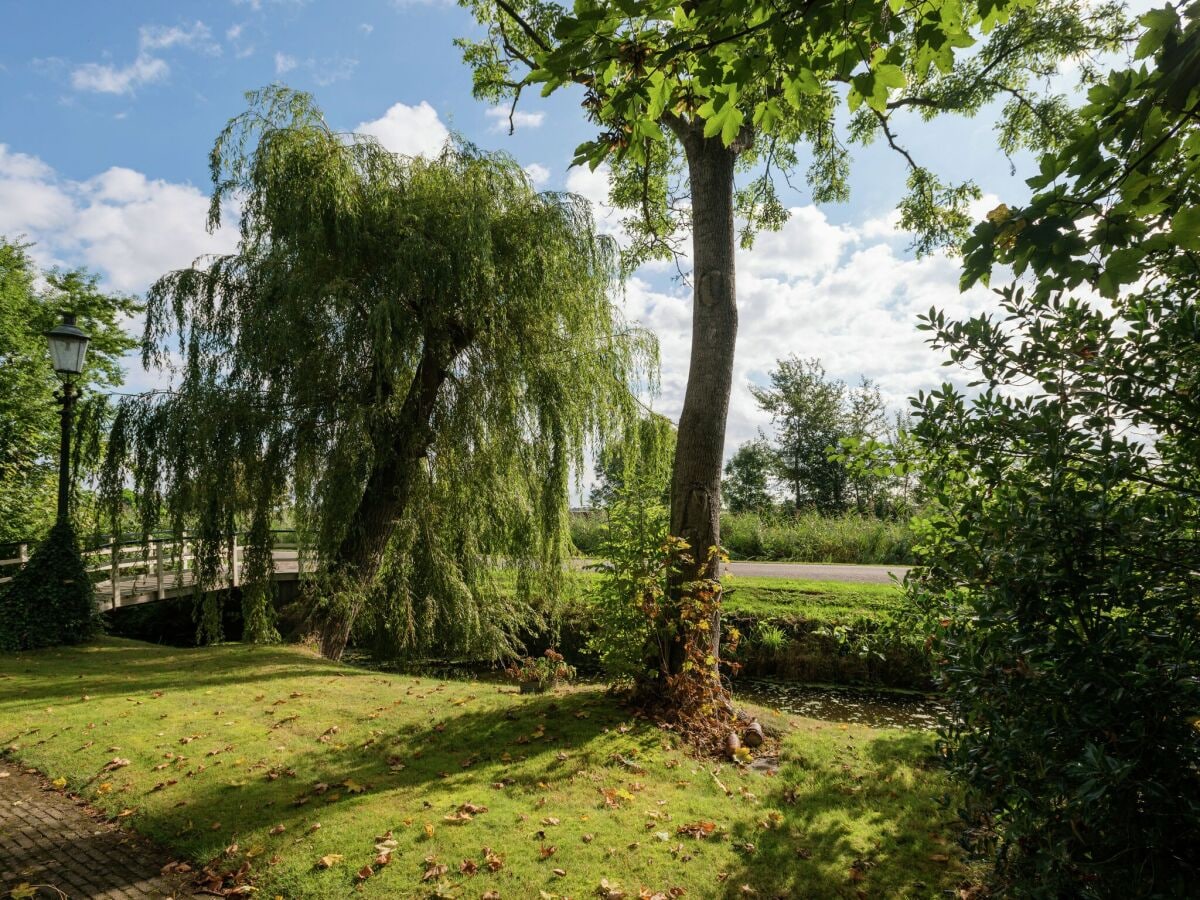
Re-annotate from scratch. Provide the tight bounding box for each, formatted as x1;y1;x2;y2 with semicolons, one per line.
0;533;316;610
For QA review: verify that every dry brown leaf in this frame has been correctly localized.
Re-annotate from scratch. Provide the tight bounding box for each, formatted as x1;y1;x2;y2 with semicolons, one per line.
316;853;343;869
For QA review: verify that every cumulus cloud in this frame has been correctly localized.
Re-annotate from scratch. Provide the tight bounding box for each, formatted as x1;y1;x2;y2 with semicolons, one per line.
70;21;216;95
606;203;997;458
355;101;449;158
0;144;238;293
274;52;298;74
523;163;550;187
485;104;545;132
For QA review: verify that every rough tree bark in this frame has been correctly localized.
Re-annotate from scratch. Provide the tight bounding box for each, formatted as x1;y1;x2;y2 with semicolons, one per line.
663;119;742;677
317;324;472;659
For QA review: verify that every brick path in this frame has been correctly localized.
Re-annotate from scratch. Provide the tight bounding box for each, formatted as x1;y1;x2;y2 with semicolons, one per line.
0;766;194;899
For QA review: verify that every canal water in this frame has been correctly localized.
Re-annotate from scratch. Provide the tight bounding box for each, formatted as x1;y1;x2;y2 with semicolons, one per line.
733;677;949;730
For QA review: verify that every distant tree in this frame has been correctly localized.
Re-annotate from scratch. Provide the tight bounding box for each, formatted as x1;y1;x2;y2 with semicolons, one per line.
910;5;1200;891
0;239;138;543
101;87;652;659
722;438;774;514
751;357;887;513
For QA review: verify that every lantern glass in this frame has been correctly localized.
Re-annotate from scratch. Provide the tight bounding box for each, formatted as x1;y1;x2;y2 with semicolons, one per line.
45;314;90;376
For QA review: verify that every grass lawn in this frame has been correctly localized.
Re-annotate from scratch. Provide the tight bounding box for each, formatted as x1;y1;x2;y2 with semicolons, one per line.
720;576;901;624
556;569;904;626
1;639;965;898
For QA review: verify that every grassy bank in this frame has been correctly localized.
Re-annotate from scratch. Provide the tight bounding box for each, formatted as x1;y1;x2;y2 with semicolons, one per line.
571;511;913;564
1;639;967;898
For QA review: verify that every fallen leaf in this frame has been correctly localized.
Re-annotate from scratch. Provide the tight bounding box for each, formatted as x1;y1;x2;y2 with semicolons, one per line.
422;861;449;882
268;824;286;836
316;854;343;869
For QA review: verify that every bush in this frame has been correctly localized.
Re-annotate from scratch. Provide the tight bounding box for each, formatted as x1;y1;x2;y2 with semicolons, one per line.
908;13;1200;893
0;522;98;651
720;511;912;563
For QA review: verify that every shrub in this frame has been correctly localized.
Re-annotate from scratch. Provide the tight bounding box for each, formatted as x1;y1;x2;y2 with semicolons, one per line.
0;522;98;651
720;511;912;563
908;11;1200;893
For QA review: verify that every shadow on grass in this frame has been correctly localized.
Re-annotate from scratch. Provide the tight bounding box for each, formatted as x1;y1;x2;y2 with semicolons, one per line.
0;639;360;708
721;730;960;898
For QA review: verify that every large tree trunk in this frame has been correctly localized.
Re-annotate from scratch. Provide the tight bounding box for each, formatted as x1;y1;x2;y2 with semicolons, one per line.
664;124;739;678
317;326;470;659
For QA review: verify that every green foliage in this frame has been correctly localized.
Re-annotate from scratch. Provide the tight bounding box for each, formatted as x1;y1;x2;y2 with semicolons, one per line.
0;523;97;650
909;5;1200;893
750;357;892;514
722;439;773;514
459;0;1128;259
720;511;913;564
584;478;670;681
588;412;675;508
102;86;654;655
0;240;139;542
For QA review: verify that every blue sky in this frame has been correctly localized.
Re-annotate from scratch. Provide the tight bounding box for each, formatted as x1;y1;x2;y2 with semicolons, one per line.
0;0;1141;458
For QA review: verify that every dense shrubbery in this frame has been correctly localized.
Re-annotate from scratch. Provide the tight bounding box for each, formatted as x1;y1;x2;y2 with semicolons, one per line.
573;509;912;564
909;8;1200;894
0;523;98;650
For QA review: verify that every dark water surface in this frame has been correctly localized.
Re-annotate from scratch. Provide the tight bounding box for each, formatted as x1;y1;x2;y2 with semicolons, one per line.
734;677;950;730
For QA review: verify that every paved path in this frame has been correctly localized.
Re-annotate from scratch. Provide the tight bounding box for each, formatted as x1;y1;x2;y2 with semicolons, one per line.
721;560;908;584
0;767;193;899
575;558;907;584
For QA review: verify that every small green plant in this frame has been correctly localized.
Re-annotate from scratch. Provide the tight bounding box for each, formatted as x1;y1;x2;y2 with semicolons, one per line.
753;622;788;655
505;648;575;693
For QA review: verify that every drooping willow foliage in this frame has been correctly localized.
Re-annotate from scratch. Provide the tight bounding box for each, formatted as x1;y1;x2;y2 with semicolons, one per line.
101;86;656;657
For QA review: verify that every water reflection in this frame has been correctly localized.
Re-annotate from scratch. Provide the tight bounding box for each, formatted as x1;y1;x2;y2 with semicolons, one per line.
734;677;949;730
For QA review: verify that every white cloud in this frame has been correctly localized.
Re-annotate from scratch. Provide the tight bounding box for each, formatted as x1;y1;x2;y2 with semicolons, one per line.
360;23;374;35
611;203;998;459
0;144;238;293
310;56;357;86
71;55;169;95
566;164;626;239
273;53;358;85
70;21;216;95
226;23;244;41
355;101;449;158
485;104;545;132
523;163;550;187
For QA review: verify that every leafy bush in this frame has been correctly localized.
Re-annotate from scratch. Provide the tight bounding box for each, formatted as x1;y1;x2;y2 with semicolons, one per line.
583;487;667;680
720;511;912;563
0;522;98;650
909;10;1200;894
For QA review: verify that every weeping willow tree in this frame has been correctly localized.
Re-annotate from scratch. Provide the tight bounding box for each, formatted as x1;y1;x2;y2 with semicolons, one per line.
101;86;655;659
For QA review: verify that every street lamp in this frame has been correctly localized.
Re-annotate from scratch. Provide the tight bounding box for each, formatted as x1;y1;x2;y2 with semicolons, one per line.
45;313;90;525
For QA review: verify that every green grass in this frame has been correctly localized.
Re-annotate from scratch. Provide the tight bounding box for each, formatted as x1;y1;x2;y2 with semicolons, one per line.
0;639;967;899
556;569;904;627
570;511;914;564
722;576;902;624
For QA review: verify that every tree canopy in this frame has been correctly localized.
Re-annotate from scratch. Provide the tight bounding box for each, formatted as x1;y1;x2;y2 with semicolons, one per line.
102;87;654;657
0;239;138;543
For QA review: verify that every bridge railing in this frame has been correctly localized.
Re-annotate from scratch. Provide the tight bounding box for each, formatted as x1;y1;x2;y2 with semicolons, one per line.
0;530;302;609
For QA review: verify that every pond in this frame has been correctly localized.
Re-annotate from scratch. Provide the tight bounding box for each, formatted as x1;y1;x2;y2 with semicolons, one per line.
734;676;950;730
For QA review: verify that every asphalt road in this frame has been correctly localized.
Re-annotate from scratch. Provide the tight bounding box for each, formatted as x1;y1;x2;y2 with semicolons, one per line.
574;558;907;585
720;560;907;584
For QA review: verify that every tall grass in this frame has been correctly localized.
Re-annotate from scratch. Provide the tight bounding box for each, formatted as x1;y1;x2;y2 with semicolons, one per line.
571;510;913;564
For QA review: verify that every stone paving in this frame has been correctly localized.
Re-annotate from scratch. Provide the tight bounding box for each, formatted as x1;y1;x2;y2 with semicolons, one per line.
0;766;193;899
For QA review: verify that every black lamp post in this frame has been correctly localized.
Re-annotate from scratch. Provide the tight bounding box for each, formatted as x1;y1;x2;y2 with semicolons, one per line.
45;313;90;525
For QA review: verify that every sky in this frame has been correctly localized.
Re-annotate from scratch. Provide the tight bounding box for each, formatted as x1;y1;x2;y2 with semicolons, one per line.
0;0;1144;465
